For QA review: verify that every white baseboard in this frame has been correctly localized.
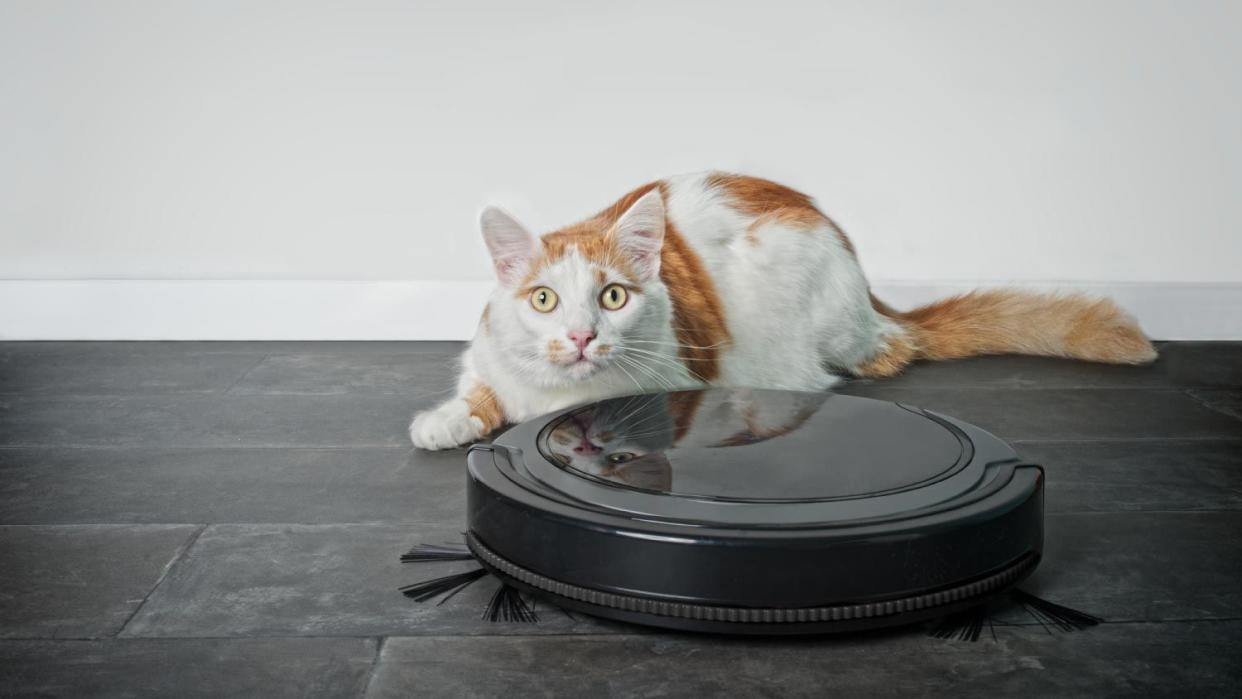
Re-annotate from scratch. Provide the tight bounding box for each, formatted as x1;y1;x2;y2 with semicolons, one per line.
0;279;1238;341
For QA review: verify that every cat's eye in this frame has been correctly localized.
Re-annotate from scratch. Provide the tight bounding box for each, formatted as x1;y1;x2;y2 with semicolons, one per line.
530;287;558;313
607;452;636;464
600;284;628;311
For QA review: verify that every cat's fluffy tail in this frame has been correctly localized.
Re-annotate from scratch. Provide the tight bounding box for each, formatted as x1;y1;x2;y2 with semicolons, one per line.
861;290;1157;376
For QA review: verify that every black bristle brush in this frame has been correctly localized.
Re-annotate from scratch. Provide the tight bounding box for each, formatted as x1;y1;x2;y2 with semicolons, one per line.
398;541;537;622
398;539;1100;638
928;588;1102;642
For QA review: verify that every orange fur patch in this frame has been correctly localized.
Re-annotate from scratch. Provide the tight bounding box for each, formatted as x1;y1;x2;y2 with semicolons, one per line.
465;383;505;434
479;304;491;335
854;331;919;378
517;183;665;290
658;219;730;381
520;182;731;381
873;290;1157;366
707;172;856;254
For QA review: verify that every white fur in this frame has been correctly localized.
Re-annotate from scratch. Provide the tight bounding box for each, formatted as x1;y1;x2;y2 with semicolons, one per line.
409;172;896;450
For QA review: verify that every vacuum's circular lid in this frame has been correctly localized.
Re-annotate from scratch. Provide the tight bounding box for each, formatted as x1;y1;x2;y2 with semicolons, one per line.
466;388;1044;634
539;390;965;501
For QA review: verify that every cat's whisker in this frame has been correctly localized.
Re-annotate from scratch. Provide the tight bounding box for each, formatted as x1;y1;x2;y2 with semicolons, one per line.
607;427;677;442
614;391;666;424
633;354;712;383
619;346;710;384
631;362;683;394
610;356;646;396
624;339;730;351
617;355;677;392
616;352;696;388
609;396;676;432
614;409;676;435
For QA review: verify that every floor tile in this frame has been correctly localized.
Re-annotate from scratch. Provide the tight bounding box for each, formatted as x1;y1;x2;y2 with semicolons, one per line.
0;447;465;525
1024;511;1242;623
0;637;376;698
0;341;459;356
858;354;1174;390
1158;343;1242;388
834;386;1242;440
118;512;1241;639
0;524;199;638
1018;440;1242;513
0;394;426;448
1187;389;1242;422
861;342;1242;390
368;621;1242;698
121;524;629;638
229;349;462;396
0;345;264;395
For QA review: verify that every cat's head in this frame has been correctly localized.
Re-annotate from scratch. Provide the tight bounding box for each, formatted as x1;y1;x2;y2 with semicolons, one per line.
544;394;674;491
478;190;672;388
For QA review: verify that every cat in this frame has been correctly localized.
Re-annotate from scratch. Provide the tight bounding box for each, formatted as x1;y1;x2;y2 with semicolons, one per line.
410;172;1156;450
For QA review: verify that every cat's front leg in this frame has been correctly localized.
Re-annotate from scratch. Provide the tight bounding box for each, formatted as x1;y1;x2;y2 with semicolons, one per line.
409;384;505;450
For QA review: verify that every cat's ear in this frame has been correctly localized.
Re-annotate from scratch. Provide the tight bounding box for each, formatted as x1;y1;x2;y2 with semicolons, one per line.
609;190;665;281
479;206;537;286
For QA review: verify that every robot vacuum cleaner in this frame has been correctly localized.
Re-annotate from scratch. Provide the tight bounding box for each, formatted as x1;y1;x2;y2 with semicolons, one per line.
461;388;1044;635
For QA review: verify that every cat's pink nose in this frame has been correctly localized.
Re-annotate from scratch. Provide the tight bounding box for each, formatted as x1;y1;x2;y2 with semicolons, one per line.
567;329;596;352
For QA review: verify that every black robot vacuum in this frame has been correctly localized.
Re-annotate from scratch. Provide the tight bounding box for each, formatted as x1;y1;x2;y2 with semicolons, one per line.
459;388;1044;635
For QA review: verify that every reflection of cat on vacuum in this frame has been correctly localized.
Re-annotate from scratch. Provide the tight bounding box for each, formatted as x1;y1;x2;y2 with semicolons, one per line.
412;172;1156;450
546;389;826;490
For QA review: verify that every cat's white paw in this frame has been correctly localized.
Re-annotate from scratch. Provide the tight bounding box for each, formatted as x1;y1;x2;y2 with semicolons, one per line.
409;401;485;450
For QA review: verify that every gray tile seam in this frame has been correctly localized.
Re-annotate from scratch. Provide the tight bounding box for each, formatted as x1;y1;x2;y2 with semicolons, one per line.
10;616;1238;644
220;352;273;395
1009;437;1242;445
0;520;459;530
1182;387;1242;422
3;436;1240;450
1;439;1238;451
0;508;1240;528
0;387;1228;399
359;636;388;699
113;524;208;638
0;523;205;529
0;445;367;452
0;445;418;452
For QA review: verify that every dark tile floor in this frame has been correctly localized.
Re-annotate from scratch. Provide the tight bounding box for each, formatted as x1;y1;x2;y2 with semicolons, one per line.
1;341;1239;697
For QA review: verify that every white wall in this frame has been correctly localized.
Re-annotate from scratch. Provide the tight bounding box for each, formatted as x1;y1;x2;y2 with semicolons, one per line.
2;1;1240;339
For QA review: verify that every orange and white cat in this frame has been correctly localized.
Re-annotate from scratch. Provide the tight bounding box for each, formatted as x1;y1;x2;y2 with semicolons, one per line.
410;173;1156;450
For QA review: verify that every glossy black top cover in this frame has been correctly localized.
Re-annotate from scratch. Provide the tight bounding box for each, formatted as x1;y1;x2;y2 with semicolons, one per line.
538;390;964;501
466;388;1044;634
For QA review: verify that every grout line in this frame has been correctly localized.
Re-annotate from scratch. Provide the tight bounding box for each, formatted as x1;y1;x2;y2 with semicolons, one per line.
1046;509;1242;517
0;444;419;451
3;435;1241;450
9;617;1240;644
113;524;209;638
1;509;1240;529
1002;436;1242;443
358;637;388;699
1181;387;1242;422
0;444;416;450
0;386;1218;398
0;522;470;528
0;634;402;642
221;351;271;396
